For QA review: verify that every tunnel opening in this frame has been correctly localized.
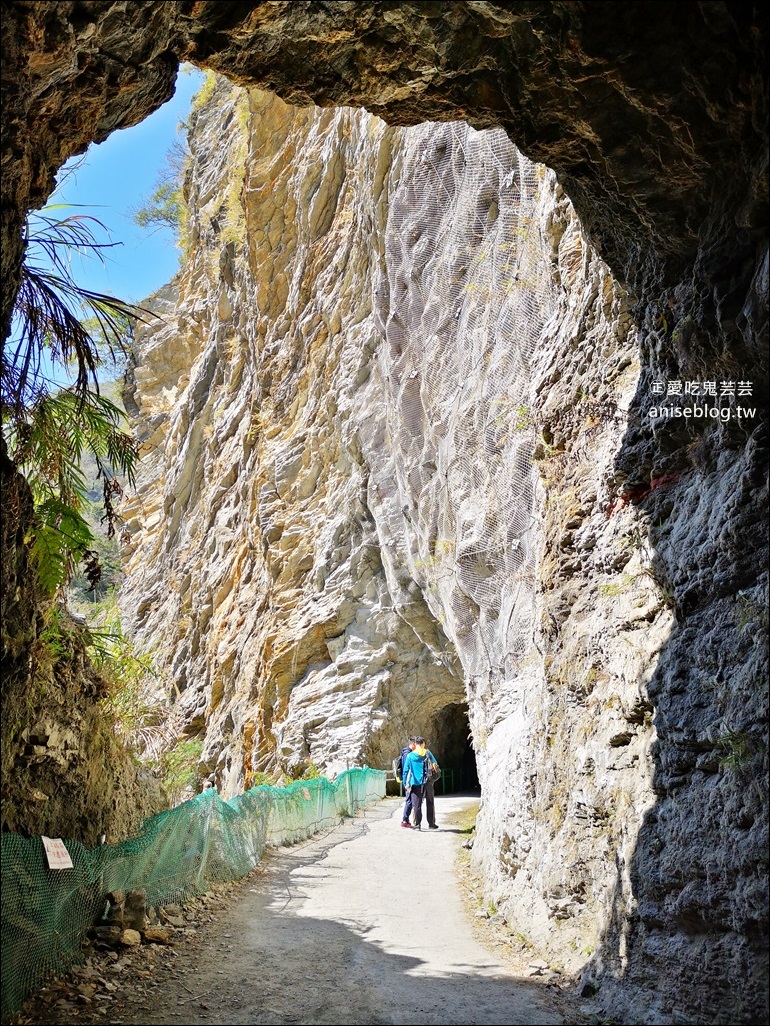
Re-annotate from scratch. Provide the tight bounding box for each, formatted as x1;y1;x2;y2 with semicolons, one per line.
428;701;479;794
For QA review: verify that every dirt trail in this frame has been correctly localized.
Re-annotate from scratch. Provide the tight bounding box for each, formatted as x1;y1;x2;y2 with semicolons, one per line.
16;796;580;1026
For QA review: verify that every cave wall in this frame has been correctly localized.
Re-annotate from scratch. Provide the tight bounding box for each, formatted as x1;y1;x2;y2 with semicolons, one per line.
1;4;767;1025
4;2;766;319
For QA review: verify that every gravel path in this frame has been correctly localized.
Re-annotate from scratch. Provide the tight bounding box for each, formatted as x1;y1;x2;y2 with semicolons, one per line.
12;795;577;1026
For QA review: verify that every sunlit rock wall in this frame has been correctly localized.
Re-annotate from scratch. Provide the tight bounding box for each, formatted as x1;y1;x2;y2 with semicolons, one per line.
120;83;466;785
121;72;660;986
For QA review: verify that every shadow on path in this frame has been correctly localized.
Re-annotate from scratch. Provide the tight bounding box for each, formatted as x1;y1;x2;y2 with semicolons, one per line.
110;797;566;1026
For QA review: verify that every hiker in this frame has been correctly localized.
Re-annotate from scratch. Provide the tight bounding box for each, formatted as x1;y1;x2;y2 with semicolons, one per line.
395;737;416;787
419;740;441;830
401;736;429;829
396;737;417;823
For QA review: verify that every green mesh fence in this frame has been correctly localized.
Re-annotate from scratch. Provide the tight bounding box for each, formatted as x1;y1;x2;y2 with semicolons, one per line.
1;767;385;1020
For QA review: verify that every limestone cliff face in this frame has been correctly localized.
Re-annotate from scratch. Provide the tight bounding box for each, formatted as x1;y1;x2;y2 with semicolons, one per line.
120;78;638;791
119;76;766;1022
120;83;468;783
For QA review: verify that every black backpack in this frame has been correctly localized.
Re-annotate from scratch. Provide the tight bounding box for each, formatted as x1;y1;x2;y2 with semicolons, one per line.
395;744;411;782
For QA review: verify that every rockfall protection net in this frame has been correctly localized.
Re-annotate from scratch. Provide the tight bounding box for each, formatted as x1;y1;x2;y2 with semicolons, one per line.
373;122;558;684
0;768;385;1019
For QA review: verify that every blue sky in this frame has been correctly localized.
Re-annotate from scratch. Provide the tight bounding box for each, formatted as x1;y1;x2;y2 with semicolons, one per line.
49;64;205;305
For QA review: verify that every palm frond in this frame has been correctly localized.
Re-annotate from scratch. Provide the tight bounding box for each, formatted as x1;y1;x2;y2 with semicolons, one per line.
2;208;147;595
1;210;152;415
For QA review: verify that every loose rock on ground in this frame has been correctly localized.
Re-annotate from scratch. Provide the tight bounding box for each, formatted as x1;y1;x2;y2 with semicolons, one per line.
9;797;596;1026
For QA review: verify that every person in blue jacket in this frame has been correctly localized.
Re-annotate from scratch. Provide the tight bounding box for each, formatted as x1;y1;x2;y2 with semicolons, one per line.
401;736;428;829
418;740;441;829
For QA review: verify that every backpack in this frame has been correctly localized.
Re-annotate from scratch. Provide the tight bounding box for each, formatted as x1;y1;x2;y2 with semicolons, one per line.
423;752;440;782
395;744;411;782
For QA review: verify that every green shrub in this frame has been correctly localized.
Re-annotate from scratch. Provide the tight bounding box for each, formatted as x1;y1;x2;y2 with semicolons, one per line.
161;740;205;803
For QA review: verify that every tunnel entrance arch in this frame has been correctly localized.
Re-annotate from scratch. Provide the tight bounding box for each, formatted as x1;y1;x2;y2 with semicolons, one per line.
428;701;479;794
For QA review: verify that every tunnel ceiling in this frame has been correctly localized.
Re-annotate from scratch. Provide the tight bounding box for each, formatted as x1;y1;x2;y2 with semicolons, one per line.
1;1;767;342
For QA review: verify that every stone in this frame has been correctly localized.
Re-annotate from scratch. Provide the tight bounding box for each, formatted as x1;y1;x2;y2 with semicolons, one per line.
142;924;175;944
121;889;148;932
117;72;768;1026
92;926;122;946
119;930;142;947
160;914;186;929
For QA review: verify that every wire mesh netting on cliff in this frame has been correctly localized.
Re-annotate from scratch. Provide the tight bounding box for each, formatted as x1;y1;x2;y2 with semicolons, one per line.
373;122;559;681
0;768;385;1019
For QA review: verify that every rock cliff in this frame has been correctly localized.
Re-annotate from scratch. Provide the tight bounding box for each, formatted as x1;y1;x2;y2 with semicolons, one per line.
1;5;767;1025
120;76;767;1024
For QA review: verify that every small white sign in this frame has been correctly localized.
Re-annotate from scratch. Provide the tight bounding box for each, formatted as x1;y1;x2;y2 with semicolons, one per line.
42;836;74;870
